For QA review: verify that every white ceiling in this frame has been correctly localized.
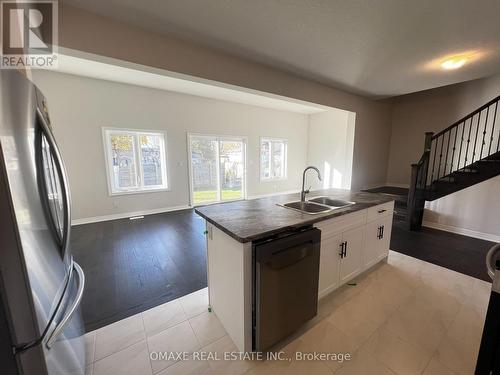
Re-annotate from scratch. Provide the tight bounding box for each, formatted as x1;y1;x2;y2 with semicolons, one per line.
63;0;500;98
50;49;330;114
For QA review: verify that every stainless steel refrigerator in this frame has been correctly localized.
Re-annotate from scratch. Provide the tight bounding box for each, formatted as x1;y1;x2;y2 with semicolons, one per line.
0;70;86;374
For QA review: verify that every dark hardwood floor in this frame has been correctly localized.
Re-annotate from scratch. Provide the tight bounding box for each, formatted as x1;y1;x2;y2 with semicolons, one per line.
71;209;207;332
73;202;493;332
364;186;494;282
390;217;494;282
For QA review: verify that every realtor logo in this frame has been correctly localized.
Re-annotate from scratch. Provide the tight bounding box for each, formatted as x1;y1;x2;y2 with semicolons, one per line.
1;1;58;68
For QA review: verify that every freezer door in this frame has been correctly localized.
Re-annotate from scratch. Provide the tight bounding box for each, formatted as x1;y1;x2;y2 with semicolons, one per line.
0;70;72;347
15;262;86;375
44;261;86;375
35;88;73;267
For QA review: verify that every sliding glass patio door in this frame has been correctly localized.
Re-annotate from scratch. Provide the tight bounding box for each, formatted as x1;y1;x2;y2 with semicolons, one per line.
188;134;246;205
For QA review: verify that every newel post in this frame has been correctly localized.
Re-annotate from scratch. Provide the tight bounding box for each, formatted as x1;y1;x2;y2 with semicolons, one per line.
424;132;434;152
407;163;420;230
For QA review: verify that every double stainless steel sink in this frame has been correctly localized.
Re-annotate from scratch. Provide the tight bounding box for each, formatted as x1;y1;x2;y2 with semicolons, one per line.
279;196;355;214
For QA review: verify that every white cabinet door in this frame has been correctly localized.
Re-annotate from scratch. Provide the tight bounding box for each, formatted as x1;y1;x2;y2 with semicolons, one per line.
364;220;381;268
339;226;365;284
318;233;342;298
377;215;392;260
364;215;393;267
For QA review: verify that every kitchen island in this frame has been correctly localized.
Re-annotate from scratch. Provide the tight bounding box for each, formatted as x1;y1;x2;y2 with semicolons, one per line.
195;189;394;352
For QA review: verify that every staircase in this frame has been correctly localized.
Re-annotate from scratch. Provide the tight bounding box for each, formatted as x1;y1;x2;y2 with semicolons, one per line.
407;94;500;230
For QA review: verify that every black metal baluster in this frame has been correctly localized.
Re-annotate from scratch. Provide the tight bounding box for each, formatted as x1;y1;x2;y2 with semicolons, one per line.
493;101;500;154
472;111;481;164
465;115;474;168
438;135;445;179
445;130;452;176
488;101;498;156
480;107;490;160
451;125;459;174
458;120;466;170
430;137;437;184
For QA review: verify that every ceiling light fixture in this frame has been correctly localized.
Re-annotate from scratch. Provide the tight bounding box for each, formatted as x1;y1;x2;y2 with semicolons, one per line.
440;55;469;70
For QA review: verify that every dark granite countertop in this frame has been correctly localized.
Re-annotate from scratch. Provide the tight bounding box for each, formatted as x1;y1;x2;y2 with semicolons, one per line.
194;189;394;243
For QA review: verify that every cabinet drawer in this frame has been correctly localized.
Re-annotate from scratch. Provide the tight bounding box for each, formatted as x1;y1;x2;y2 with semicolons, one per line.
314;209;367;239
367;201;394;223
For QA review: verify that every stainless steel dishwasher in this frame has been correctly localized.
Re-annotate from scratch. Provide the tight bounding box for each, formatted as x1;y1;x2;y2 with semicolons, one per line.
252;227;321;351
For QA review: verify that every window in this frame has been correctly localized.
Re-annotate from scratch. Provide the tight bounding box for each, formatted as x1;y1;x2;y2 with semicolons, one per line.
260;138;287;180
103;128;168;195
188;134;246;205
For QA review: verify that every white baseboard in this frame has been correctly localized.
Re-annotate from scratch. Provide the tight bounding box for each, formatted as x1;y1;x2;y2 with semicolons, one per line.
71;190;301;226
422;220;500;243
72;205;191;226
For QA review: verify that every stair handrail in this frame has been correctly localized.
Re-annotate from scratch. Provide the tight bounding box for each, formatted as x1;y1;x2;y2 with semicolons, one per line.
407;94;500;230
432;95;500;140
427;94;499;184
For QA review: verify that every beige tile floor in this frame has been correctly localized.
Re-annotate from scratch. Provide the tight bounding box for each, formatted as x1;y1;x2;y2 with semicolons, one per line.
84;251;492;375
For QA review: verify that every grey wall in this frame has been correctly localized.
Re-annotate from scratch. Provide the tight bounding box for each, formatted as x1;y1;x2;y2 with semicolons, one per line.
387;74;500;184
386;73;500;238
32;70;311;220
58;4;394;191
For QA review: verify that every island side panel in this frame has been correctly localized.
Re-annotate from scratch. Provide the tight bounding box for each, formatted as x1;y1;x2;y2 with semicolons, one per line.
206;222;252;351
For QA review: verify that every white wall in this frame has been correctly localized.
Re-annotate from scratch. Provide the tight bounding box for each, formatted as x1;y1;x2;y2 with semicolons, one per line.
307;110;355;190
58;4;394;192
424;176;500;241
385;73;500;240
32;70;311;220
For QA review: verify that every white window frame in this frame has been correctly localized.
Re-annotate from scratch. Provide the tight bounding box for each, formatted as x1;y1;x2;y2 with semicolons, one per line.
260;137;288;181
102;127;169;196
187;132;247;206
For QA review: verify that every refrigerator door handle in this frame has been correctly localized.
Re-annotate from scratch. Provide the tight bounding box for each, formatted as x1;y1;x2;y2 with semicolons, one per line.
486;243;500;280
46;261;85;348
37;107;72;260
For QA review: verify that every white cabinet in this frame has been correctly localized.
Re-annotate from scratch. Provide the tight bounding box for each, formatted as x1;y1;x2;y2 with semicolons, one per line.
205;223;253;352
339;225;365;284
364;220;382;268
317;201;394;299
363;202;394;268
315;210;366;298
318;233;342;297
377;215;392;260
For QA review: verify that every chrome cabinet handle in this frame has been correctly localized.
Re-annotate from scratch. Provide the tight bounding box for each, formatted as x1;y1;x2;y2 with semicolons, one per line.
46;261;85;348
378;209;387;213
37;108;72;259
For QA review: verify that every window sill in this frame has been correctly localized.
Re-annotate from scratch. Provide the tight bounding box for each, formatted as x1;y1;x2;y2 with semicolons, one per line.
260;177;288;182
191;197;246;207
109;187;170;196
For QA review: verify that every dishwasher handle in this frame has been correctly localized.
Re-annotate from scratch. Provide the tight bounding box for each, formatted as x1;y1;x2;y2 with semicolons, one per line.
264;245;311;270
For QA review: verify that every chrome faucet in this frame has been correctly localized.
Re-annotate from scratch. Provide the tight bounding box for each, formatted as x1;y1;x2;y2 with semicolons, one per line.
301;166;322;202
